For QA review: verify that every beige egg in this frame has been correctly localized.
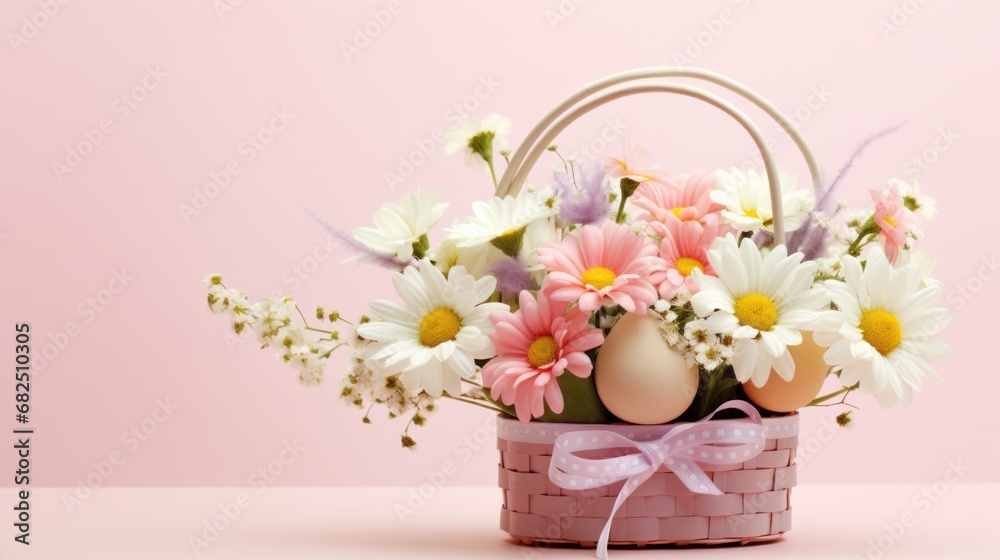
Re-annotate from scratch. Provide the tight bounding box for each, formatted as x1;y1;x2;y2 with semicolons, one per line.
595;312;699;424
743;331;830;412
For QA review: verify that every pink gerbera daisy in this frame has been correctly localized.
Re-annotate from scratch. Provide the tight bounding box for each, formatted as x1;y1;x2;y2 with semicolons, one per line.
483;291;604;422
871;184;915;264
653;214;721;300
537;222;666;313
631;169;726;226
601;140;669;186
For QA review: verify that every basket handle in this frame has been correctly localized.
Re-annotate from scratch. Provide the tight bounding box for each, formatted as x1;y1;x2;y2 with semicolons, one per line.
496;68;822;246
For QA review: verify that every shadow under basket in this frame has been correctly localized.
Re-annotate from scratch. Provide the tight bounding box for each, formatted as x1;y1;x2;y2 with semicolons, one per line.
496;413;799;547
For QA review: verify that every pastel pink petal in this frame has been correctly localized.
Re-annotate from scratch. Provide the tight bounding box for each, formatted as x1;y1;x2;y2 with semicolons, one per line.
533;371;552;387
578;291;604;312
565;331;604;353
551;285;586;303
512;370;540;389
543;380;564;414
514;398;533;423
550;358;568;376
578;226;606;267
659;281;681;300
677;207;699;221
542;247;587;276
493;322;532;350
531;386;546;419
665;269;686;285
605;290;637;312
563;352;594;377
645;269;668;286
547;270;583;286
684;276;701;294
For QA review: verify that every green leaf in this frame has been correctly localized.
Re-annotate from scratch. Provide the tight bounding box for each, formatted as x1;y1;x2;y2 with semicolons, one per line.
483;373;617;424
538;373;616;424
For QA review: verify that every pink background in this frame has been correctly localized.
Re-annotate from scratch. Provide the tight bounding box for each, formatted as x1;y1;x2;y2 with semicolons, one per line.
1;0;997;492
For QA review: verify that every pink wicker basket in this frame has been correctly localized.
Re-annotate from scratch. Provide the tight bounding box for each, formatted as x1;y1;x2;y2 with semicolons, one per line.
489;68;819;553
497;412;799;547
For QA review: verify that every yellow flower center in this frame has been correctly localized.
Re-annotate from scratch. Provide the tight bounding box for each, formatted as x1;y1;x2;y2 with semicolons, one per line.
418;307;462;347
882;215;897;228
733;293;778;332
859;308;902;356
527;335;558;368
744;208;759;219
581;266;617;290
674;257;703;277
670;206;685;218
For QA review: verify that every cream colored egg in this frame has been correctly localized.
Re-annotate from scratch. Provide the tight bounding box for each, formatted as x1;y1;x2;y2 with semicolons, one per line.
743;331;830;412
595;312;699;424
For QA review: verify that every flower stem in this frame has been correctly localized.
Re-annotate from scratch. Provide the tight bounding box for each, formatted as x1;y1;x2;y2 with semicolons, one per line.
615;196;628;224
807;382;860;407
442;393;502;413
296;305;337;335
615;178;640;224
486;157;499;191
847;219;880;257
846;232;867;257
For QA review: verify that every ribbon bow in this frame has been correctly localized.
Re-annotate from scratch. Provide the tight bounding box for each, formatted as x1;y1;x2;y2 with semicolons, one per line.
548;401;765;559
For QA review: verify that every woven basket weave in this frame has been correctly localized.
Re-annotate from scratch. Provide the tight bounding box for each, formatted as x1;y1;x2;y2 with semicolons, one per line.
497;413;799;546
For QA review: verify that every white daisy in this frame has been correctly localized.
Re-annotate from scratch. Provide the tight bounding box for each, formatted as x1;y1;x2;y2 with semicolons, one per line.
353;188;447;261
712;168;814;233
430;216;556;290
895;249;941;288
445;194;555;254
428;236;495;278
356;260;507;397
691;235;829;387
521;216;560;282
813;247;950;407
887;177;937;219
443;114;512;171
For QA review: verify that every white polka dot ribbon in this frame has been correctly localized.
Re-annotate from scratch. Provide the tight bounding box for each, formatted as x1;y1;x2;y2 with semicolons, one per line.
546;401;765;560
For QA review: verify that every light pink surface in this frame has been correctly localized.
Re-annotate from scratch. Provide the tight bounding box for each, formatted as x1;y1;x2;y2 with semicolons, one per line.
2;485;995;559
1;1;998;489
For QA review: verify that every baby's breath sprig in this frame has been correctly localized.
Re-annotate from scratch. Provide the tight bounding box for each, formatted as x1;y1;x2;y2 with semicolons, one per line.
203;274;344;385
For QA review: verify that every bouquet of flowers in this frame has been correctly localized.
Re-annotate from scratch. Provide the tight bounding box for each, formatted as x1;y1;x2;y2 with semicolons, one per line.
203;111;949;446
204;66;954;553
